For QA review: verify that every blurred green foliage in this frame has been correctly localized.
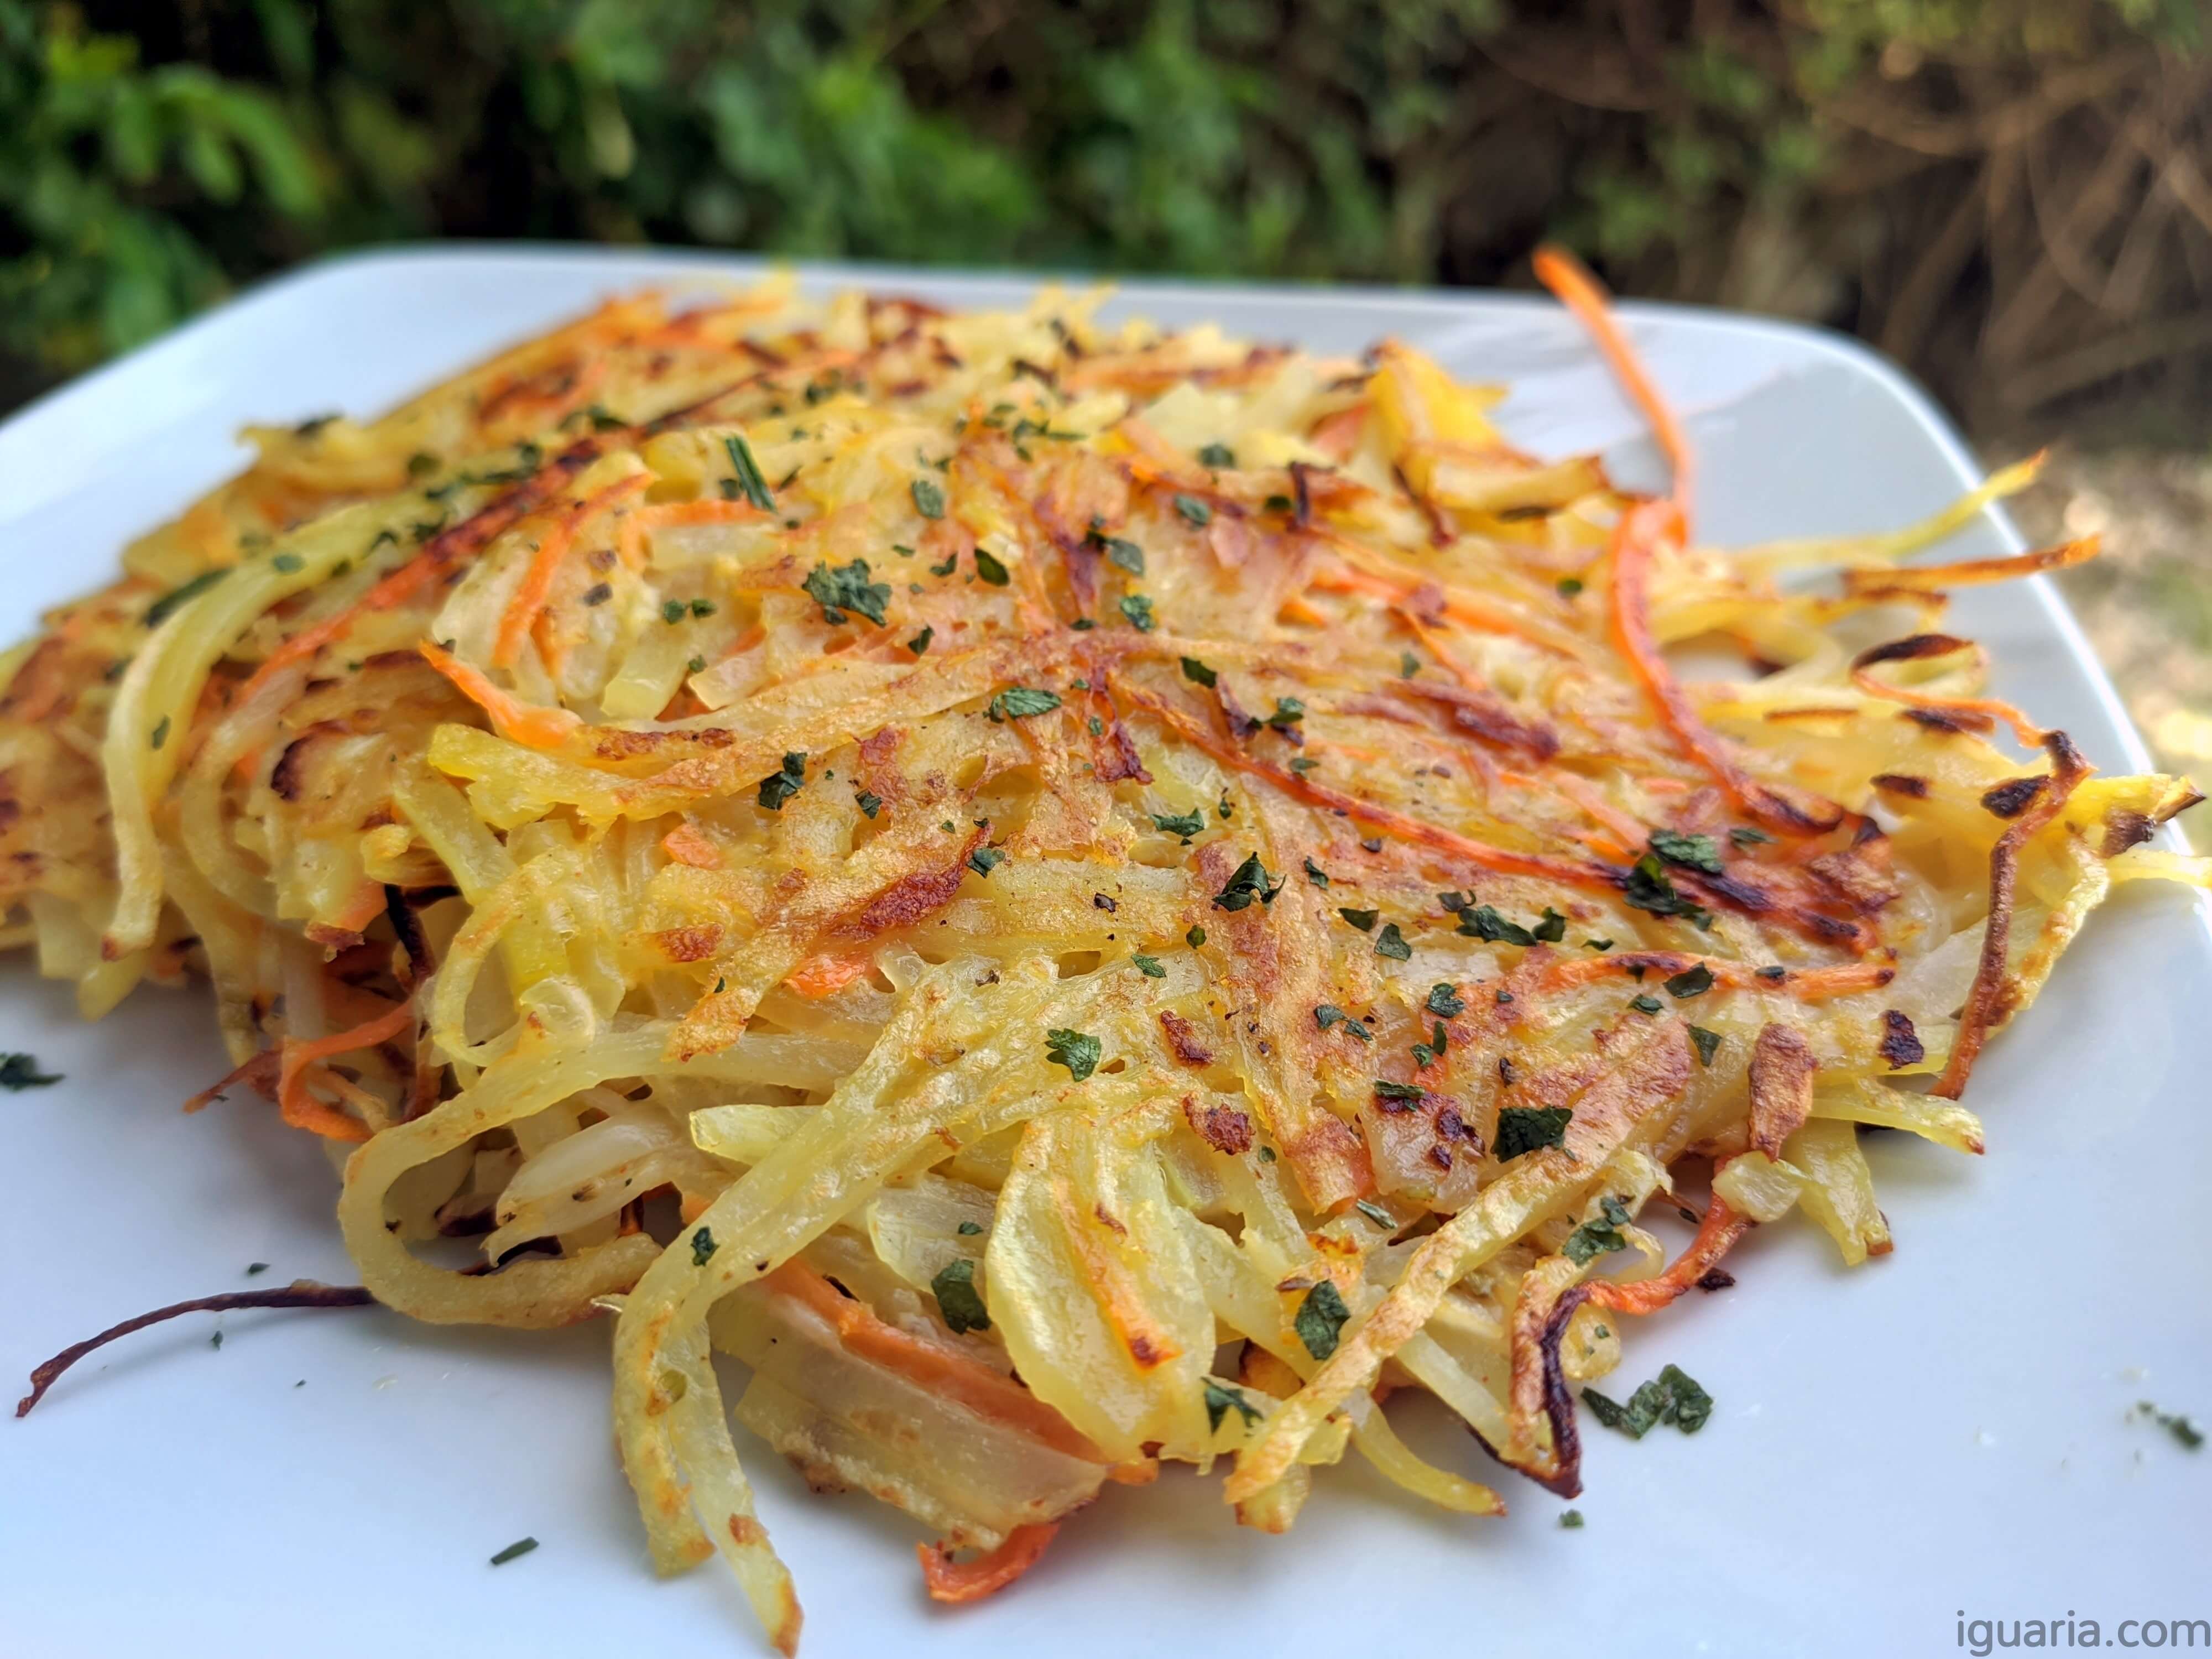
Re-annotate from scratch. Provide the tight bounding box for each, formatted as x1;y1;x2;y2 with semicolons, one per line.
1;0;2200;406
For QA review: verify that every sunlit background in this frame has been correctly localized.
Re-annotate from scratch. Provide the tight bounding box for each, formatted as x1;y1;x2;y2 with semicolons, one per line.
5;1;2206;834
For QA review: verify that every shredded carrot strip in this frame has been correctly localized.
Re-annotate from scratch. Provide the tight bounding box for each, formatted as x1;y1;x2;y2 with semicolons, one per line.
1849;646;2045;749
1584;1192;1750;1316
419;641;582;749
1607;501;1843;837
182;1048;280;1115
276;1000;415;1143
1532;244;1694;521
918;1523;1060;1605
764;1263;1104;1462
782;953;870;999
493;474;653;669
1527;952;1892;1002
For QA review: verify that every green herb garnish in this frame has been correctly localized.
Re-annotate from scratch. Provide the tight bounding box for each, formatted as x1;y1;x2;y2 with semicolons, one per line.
1045;1027;1102;1083
723;435;775;510
1294;1281;1350;1360
1212;853;1282;912
802;559;891;626
755;751;807;811
1495;1105;1572;1159
911;477;947;519
1374;922;1412;961
931;1259;992;1333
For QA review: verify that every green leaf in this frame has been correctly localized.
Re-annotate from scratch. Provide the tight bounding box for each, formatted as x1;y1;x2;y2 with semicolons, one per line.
802;559;891;626
756;750;806;811
931;1258;992;1334
1495;1105;1571;1159
1294;1280;1350;1359
0;1053;63;1090
1119;593;1156;632
973;548;1011;585
1688;1025;1723;1066
911;476;947;519
1374;922;1411;961
967;847;1005;877
1302;857;1329;887
690;1225;718;1266
1426;983;1465;1018
1204;1378;1263;1431
1457;904;1535;947
988;686;1062;721
1132;953;1166;978
1045;1027;1102;1082
1151;808;1205;840
1212;853;1282;912
1649;829;1725;876
1337;907;1378;932
1665;964;1715;999
1173;493;1213;526
1180;656;1218;688
1197;443;1236;468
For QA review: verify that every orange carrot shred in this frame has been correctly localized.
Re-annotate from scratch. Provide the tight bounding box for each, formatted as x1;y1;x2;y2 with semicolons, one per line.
493;473;652;669
1532;244;1694;524
918;1523;1061;1605
276;1000;415;1143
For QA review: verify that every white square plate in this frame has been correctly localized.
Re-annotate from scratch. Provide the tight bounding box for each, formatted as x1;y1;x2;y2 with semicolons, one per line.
4;250;2207;1658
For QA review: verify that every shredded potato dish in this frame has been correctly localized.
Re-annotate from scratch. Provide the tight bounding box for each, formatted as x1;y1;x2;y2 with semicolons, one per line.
6;257;2206;1651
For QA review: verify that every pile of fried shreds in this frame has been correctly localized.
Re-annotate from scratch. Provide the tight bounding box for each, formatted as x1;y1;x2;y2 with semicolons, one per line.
4;253;2206;1653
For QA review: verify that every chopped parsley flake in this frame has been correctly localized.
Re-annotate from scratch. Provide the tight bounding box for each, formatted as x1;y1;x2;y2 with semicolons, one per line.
149;716;170;750
1186;925;1207;948
911;477;947;519
2135;1401;2205;1450
1355;1198;1397;1230
1045;1027;1102;1083
973;548;1011;585
1665;964;1715;999
1622;854;1713;928
1563;1195;1633;1265
1426;983;1466;1018
1180;656;1218;689
1132;953;1166;978
1730;826;1775;848
1629;993;1663;1015
1119;593;1156;632
1457;904;1535;947
1582;1364;1713;1438
1560;1508;1585;1527
690;1227;718;1266
1338;907;1379;932
1173;493;1213;526
1688;1025;1724;1066
1204;1378;1264;1432
1411;1020;1449;1068
489;1537;539;1567
855;790;882;818
1303;858;1330;888
1265;697;1305;731
755;751;807;811
967;847;1006;877
1495;1105;1572;1160
907;625;933;655
1557;577;1584;598
1095;532;1145;575
1533;907;1568;943
1151;809;1206;841
989;687;1062;721
931;1259;991;1333
1294;1281;1350;1360
957;1220;984;1235
1197;442;1237;468
1650;830;1725;875
1374;922;1412;961
271;552;305;573
802;559;891;626
928;552;957;576
1212;853;1283;912
1400;650;1420;679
